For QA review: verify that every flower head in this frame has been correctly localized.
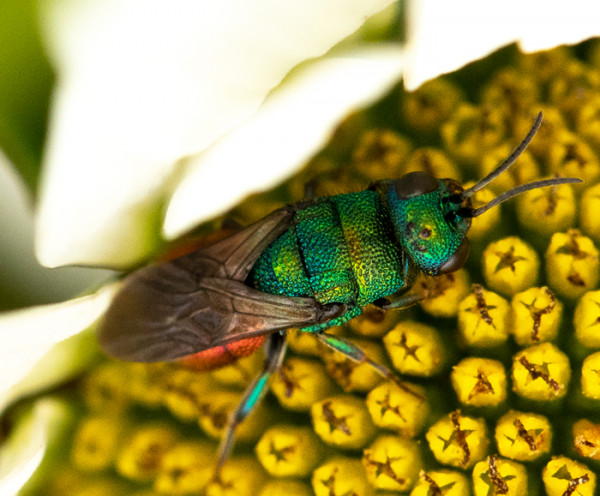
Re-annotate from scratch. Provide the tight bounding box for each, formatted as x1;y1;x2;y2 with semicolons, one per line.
2;2;600;495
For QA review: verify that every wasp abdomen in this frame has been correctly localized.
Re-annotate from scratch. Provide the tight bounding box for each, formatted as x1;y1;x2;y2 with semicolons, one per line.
177;336;266;371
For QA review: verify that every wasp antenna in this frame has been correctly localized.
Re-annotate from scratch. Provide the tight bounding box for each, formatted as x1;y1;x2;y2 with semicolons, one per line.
461;111;543;200
470;176;582;218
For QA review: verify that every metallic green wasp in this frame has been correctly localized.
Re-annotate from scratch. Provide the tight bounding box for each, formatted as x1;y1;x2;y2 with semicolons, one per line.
99;111;580;472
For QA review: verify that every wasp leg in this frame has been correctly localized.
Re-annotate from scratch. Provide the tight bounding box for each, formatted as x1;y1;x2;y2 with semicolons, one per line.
314;332;422;399
303;177;319;199
215;331;288;476
373;291;426;311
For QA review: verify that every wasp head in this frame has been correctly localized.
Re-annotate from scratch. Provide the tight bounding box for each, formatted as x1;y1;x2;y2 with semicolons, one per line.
378;172;472;276
375;112;581;277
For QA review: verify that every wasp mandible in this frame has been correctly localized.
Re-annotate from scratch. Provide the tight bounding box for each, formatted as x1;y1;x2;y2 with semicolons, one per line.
99;111;581;471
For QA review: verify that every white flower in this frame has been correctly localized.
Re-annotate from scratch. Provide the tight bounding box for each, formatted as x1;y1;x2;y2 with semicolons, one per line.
0;0;598;493
36;0;400;267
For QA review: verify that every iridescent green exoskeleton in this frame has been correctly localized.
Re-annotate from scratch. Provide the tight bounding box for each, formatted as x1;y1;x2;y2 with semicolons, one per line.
98;112;580;474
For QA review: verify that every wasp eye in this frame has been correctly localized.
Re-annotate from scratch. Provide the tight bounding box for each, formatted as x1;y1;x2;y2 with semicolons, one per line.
438;238;470;274
394;171;439;199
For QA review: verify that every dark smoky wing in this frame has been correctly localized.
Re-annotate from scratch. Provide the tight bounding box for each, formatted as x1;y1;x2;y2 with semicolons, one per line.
172;207;295;281
98;206;346;363
98;265;340;362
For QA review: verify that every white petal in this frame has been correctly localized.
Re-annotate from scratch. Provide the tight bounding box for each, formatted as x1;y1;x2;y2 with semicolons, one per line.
164;45;403;238
0;399;72;496
0;284;116;412
405;0;600;89
0;446;43;496
0;146;112;305
36;0;395;268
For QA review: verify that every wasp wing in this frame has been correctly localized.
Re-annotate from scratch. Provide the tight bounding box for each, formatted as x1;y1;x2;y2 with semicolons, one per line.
174;207;294;281
98;208;344;362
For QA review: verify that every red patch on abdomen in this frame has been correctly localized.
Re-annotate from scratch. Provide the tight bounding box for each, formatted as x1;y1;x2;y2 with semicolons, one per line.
177;336;266;371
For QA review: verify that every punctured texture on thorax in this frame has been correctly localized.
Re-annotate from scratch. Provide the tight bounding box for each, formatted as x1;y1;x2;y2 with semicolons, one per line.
251;191;410;329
